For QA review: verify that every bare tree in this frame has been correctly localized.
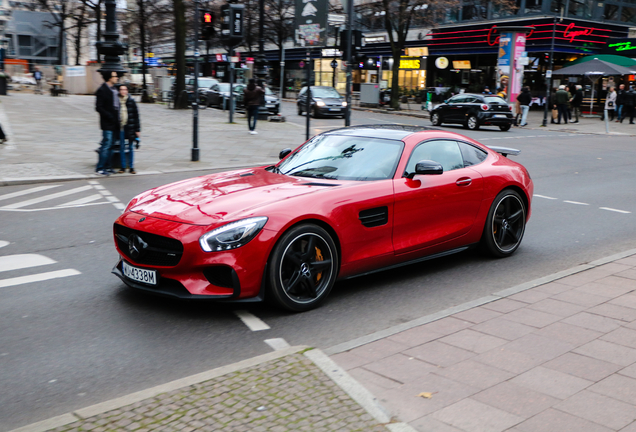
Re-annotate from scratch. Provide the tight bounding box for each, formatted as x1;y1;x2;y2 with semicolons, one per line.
78;0;103;49
173;0;187;108
70;1;89;65
36;0;74;65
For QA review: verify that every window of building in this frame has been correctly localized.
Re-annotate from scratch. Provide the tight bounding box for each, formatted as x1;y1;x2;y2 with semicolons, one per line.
525;0;543;14
568;0;593;18
604;3;619;20
550;0;566;13
462;2;487;20
18;35;31;56
622;5;636;22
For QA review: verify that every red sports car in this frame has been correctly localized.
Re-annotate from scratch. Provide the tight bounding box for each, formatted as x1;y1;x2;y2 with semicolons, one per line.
112;125;533;311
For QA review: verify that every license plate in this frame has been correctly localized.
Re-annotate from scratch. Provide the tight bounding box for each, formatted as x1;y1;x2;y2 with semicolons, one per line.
493;114;506;118
329;108;341;111
122;261;157;285
266;104;275;108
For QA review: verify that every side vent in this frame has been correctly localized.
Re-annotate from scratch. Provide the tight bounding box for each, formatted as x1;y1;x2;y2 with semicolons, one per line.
359;206;388;228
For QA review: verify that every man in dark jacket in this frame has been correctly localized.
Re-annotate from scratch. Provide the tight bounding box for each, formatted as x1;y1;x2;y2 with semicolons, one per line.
516;86;531;126
95;71;120;175
570;85;583;123
554;85;570;124
621;85;636;124
616;84;626;122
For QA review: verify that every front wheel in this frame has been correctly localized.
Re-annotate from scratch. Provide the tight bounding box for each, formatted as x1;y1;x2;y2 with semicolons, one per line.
499;124;511;131
481;190;526;258
430;112;441;126
268;224;339;312
466;115;480;130
297;104;303;115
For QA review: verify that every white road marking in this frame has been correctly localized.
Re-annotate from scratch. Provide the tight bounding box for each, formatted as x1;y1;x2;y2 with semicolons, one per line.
0;202;110;212
1;185;93;209
600;207;631;214
264;338;291;351
564;200;589;206
0;185;60;202
0;241;9;249
0;254;56;273
235;310;270;331
59;194;103;206
534;194;558;200
0;269;81;288
90;181;125;212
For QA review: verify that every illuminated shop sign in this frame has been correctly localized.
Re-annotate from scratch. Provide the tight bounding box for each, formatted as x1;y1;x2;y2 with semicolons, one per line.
604;39;636;54
399;57;421;69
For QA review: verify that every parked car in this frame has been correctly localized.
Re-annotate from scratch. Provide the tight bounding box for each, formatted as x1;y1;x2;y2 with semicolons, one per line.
112;125;533;312
200;83;244;108
234;86;280;115
297;86;347;118
430;94;514;131
186;77;219;93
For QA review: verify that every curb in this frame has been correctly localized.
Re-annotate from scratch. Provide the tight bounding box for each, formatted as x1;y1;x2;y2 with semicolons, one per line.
324;247;636;355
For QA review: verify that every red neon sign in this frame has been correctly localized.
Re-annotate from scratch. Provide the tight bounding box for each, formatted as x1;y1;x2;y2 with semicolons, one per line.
563;22;593;42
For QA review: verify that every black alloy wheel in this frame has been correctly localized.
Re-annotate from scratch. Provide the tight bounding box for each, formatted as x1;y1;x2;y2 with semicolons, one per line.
466;115;480;130
499;124;511;131
268;224;338;312
430;112;441;126
482;189;526;258
297;104;303;115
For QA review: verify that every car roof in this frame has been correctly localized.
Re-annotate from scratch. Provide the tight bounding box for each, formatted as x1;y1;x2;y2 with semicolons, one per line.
323;125;434;140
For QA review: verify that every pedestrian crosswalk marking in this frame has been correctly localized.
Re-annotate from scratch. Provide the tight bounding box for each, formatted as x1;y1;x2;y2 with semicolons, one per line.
59;194;103;206
0;241;8;249
0;269;81;289
1;185;93;209
0;185;60;202
0;254;56;273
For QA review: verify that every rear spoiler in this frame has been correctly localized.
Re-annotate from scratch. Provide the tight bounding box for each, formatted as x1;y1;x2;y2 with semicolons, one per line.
487;146;521;157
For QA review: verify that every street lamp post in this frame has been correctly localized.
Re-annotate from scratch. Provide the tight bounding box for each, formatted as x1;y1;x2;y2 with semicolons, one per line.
96;0;127;77
542;17;557;127
254;0;269;117
192;0;200;162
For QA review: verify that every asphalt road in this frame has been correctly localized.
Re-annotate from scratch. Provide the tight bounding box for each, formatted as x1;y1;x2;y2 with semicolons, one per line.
1;102;636;431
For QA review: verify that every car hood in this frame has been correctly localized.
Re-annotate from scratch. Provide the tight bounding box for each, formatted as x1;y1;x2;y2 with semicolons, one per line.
128;168;344;226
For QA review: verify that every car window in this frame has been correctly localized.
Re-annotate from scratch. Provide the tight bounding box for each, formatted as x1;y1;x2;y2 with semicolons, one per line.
218;83;231;92
448;95;464;104
211;84;219;91
299;88;306;96
311;88;341;98
458;142;488;167
406;140;464;174
464;96;480;103
278;134;404;181
484;96;507;104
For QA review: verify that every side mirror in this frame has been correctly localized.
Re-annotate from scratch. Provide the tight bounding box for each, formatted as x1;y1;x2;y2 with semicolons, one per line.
406;160;443;179
279;148;292;160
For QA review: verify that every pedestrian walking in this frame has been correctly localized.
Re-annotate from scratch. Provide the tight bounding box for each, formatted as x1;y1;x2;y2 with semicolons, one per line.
570;85;583;123
482;86;492;95
33;67;43;95
117;84;140;174
0;122;6;143
516;86;531;126
621;85;635;124
95;71;120;176
555;85;570;124
243;78;264;135
616;84;626;122
604;86;617;121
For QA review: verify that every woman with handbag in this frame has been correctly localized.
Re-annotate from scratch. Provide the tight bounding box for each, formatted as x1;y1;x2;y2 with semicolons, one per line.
117;84;141;174
604;87;617;121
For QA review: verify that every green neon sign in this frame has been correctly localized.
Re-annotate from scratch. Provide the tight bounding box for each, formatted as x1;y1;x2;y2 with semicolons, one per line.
608;42;636;52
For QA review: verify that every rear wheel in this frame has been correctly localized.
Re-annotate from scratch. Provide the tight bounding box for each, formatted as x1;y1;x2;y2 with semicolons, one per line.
466;115;480;130
297;104;303;115
499;124;511;131
268;224;338;312
481;189;526;258
431;112;441;126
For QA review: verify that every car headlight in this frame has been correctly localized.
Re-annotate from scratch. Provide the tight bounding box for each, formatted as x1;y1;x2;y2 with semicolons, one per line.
199;217;268;252
342;101;347;107
316;100;326;107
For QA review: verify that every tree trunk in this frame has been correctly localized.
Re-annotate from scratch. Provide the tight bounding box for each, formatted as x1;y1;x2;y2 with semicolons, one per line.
173;0;187;109
95;1;101;61
390;50;401;109
138;0;150;102
58;21;65;65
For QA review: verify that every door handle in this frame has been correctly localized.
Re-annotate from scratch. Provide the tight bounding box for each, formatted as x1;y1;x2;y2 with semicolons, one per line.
456;177;472;186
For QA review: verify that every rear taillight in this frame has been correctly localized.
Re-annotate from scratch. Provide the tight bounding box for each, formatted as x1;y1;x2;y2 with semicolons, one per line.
481;104;489;110
509;105;513;111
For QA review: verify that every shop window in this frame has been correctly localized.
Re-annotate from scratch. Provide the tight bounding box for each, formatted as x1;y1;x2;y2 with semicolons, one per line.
492;0;520;18
525;0;543;13
550;0;566;13
568;0;593;18
462;2;487;20
18;35;32;56
604;3;619;20
622;5;636;22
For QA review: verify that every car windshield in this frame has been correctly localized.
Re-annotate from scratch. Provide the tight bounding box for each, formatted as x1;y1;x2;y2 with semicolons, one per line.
265;87;274;95
277;134;403;181
198;78;217;88
484;96;507;104
311;88;341;99
218;83;231;92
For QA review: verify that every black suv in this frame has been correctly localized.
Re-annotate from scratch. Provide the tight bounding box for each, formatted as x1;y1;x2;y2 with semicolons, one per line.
430;94;514;131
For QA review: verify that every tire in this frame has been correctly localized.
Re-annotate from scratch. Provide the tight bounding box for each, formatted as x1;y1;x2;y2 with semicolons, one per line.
312;107;320;118
268;224;339;312
466;115;480;130
297;104;303;115
481;189;526;258
499;124;511;131
430;112;441;126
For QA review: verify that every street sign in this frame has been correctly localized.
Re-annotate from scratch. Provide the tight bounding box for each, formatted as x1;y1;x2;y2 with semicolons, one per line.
546;70;552;78
299;60;305;68
330;59;338;68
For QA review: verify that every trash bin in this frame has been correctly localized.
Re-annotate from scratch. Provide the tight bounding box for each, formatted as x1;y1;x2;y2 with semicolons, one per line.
0;74;8;96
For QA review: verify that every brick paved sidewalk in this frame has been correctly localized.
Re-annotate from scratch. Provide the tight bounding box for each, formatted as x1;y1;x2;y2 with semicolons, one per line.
330;252;636;432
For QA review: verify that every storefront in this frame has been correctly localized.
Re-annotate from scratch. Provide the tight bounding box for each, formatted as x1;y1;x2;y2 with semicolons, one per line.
423;17;630;96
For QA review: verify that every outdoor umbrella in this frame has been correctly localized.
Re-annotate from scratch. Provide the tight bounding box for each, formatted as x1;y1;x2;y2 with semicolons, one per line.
552;59;633;115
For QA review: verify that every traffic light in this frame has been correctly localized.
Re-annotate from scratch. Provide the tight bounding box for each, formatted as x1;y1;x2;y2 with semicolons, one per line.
201;11;215;40
221;3;244;43
339;29;363;60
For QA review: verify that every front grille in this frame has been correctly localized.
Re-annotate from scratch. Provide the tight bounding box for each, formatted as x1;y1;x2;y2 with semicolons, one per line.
203;266;239;289
114;223;184;267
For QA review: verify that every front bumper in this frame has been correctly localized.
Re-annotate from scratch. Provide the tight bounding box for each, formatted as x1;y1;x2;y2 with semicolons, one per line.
112;213;275;300
316;106;345;116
